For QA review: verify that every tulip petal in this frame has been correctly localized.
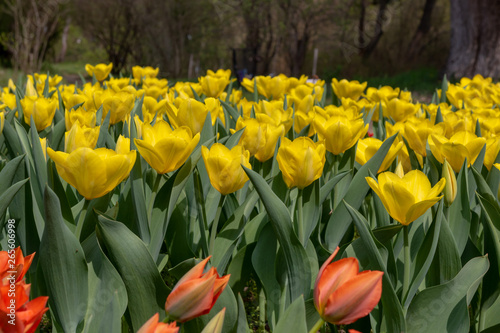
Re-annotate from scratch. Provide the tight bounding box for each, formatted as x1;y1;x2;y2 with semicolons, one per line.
323;270;383;325
135;139;167;173
381;178;415;224
405;196;443;225
315;257;359;315
174;257;211;291
166;275;216;322
402;170;432;201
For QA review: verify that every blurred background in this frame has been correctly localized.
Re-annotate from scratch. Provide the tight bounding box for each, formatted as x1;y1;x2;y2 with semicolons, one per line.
0;0;498;94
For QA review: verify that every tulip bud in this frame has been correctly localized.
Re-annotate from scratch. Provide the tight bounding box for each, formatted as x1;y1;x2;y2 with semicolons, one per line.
442;159;457;207
314;247;383;325
395;161;405;178
201;308;226;333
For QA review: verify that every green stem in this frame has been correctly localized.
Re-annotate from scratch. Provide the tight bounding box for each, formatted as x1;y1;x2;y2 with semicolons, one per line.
297;189;305;246
75;199;90;241
148;172;162;221
308;318;325;333
402;225;411;308
209;195;225;255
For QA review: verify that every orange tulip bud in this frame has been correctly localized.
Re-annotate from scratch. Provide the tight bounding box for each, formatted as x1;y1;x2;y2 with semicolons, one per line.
137;313;179;333
165;257;229;322
314;247;383;325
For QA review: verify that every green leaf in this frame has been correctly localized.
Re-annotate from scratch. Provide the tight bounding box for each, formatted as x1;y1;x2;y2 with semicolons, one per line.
244;166;312;302
212;191;260;273
96;214;169;331
236;293;251;333
345;201;406;333
324;133;398;251
274;295;307;333
403;203;443;309
130;156;150;243
251;224;280;323
406;256;489;333
477;193;500;310
40;186;88;333
0;179;29;225
30;116;47;196
0;155;25;194
448;161;471;255
426;215;462;287
81;234;128;333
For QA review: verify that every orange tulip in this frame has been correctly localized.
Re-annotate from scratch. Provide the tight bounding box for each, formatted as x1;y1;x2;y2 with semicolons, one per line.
165;257;230;322
0;249;48;333
0;247;34;283
314;247;383;325
137;313;179;333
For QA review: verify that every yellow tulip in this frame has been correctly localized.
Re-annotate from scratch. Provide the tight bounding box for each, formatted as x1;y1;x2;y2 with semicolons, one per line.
85;63;113;82
383;98;419;123
141;96;168;123
40;137;47;160
403;120;445;157
199;75;230;98
132;66;159;84
207;69;231;80
277;137;326;189
428;131;486;172
205;97;225;126
115;135;132;154
134;120;200;174
356;138;404;173
364;86;400;103
0;111;4;135
102;91;135;125
64;121;100;153
47;145;136;200
65;107;96;131
366;170;446;225
331;78;366;100
442;159;457;207
484;137;500;170
166;98;208;134
21;96;57;131
314;115;368;155
231;117;284;161
201;144;251;195
256;100;293;133
241;76;289;100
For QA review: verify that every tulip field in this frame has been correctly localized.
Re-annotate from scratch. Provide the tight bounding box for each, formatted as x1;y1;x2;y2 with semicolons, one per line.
1;64;500;333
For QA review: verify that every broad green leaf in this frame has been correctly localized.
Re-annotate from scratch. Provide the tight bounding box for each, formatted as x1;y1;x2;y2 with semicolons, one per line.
403;203;443;309
96;214;169;331
448;161;471;255
325;133;398;251
477;193;500;311
130;156;150;243
345;201;406;333
252;224;280;324
40;186;88;333
0;179;29;226
81;234;127;333
236;293;251;333
244;166;312;302
274;295;307;333
406;256;489;333
426;215;462;287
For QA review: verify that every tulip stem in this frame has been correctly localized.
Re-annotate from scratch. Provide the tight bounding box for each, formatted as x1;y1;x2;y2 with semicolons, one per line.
402;225;411;307
148;173;162;221
297;189;305;246
209;195;225;255
75;199;90;241
308;318;325;333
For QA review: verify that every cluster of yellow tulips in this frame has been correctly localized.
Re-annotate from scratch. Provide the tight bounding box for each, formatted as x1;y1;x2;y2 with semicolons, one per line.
0;64;499;333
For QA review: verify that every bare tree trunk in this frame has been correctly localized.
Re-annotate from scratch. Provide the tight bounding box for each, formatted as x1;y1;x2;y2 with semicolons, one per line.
406;0;437;59
445;0;500;78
